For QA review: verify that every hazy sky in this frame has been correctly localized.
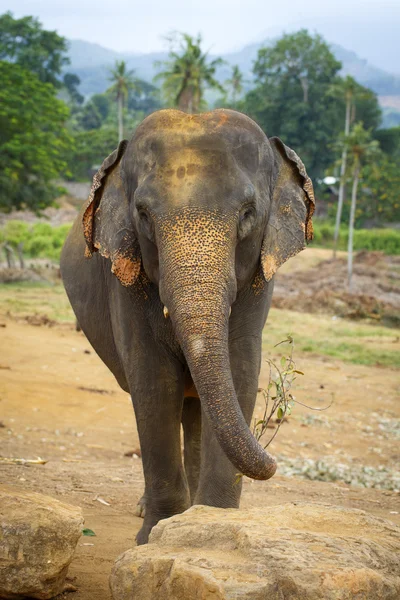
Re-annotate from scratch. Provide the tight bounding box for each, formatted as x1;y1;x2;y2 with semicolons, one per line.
3;0;400;72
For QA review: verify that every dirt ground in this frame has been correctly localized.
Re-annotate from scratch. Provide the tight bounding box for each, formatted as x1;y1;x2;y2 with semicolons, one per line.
274;250;400;324
0;248;399;599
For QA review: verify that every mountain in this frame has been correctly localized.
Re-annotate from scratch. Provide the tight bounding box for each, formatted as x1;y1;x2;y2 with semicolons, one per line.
65;37;400;127
330;44;400;97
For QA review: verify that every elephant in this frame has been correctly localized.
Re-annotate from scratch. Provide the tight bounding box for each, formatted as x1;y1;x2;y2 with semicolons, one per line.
60;108;314;544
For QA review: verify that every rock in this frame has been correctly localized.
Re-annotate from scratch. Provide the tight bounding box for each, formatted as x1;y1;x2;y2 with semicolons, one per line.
110;503;400;600
0;485;84;599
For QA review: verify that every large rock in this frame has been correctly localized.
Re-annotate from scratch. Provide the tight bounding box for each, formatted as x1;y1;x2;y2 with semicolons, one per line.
110;503;400;600
0;485;83;599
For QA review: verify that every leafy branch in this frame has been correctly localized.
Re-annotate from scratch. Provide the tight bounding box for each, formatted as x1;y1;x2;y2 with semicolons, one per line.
235;335;332;484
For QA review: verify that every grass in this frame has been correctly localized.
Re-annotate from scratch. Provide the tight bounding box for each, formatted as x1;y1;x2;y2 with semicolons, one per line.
0;281;74;322
0;281;399;368
264;308;400;369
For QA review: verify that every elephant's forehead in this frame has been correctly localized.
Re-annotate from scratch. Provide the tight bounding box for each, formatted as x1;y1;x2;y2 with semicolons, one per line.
134;127;261;182
137;146;239;208
153;146;231;177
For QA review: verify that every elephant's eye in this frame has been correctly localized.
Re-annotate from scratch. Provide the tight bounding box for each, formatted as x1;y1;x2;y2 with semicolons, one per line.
136;206;155;242
238;205;256;240
240;208;253;222
138;209;150;223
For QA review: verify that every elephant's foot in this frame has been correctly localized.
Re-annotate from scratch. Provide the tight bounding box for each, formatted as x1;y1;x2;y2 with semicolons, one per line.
135;494;146;518
136;521;153;545
135;495;190;545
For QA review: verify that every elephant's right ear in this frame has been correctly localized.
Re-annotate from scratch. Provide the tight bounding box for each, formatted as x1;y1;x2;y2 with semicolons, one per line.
82;140;142;287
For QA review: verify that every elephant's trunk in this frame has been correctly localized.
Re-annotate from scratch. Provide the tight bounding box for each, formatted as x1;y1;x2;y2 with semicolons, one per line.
156;208;277;481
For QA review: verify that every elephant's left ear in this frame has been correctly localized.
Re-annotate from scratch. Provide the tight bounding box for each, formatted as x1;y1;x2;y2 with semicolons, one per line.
82;140;142;287
260;137;315;281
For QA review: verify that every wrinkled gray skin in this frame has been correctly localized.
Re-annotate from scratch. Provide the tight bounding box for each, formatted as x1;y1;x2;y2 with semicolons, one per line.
61;109;314;544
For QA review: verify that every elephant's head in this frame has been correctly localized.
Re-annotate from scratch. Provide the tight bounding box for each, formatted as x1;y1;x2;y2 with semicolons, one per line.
83;109;314;481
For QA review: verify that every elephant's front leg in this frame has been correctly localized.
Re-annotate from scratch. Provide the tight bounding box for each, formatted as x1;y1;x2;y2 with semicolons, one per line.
194;335;261;507
129;357;190;545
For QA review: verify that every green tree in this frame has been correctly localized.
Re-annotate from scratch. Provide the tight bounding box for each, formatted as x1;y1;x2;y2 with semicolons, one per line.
91;93;111;121
0;11;69;87
65;127;119;180
154;33;225;113
77;101;103;131
63;73;84;105
127;79;162;115
374;126;400;160
329;76;381;257
225;65;244;105
355;155;400;225
0;61;72;212
107;60;137;142
330;76;358;257
340;123;380;288
244;30;342;180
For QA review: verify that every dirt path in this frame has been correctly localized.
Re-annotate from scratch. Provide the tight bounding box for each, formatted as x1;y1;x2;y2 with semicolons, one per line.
0;318;399;599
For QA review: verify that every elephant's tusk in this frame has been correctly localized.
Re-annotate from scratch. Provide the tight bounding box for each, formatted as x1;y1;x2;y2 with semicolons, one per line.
229;307;232;316
163;306;169;319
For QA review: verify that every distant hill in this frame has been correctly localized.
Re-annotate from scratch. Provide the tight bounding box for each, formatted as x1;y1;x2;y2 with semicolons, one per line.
65;38;400;127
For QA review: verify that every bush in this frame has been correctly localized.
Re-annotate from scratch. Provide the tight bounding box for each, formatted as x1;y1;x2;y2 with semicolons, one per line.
0;220;72;261
0;220;32;247
25;235;54;257
353;229;400;255
312;221;400;255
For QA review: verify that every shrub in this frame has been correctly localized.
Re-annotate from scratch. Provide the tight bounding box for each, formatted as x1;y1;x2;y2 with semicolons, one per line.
0;221;72;262
312;221;400;255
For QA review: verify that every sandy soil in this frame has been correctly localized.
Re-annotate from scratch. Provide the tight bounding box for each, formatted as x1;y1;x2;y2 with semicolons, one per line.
0;316;399;599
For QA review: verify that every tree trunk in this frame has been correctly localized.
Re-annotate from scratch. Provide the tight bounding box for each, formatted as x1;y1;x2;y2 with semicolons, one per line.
118;94;124;142
17;242;25;269
348;159;360;291
4;244;15;269
299;76;309;103
333;94;352;259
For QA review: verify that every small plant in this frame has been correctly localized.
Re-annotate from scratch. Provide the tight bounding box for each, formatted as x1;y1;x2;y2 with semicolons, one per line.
235;336;331;484
253;335;304;448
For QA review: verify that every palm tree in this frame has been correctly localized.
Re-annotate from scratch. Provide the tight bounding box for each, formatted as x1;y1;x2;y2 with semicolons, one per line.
329;76;357;258
342;123;380;289
330;76;374;258
107;60;137;141
225;65;244;105
154;33;225;113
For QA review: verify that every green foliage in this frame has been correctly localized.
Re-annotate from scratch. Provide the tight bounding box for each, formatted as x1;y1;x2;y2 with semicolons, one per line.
127;80;162;114
154;32;225;112
312;221;400;254
356;155;400;224
107;60;139;140
331;123;398;228
244;30;342;180
0;221;31;247
77;101;103;130
63;73;84;105
243;31;382;182
373;127;400;159
0;61;72;212
65;127;118;180
0;220;72;261
91;94;111;120
0;12;69;87
224;65;244;105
